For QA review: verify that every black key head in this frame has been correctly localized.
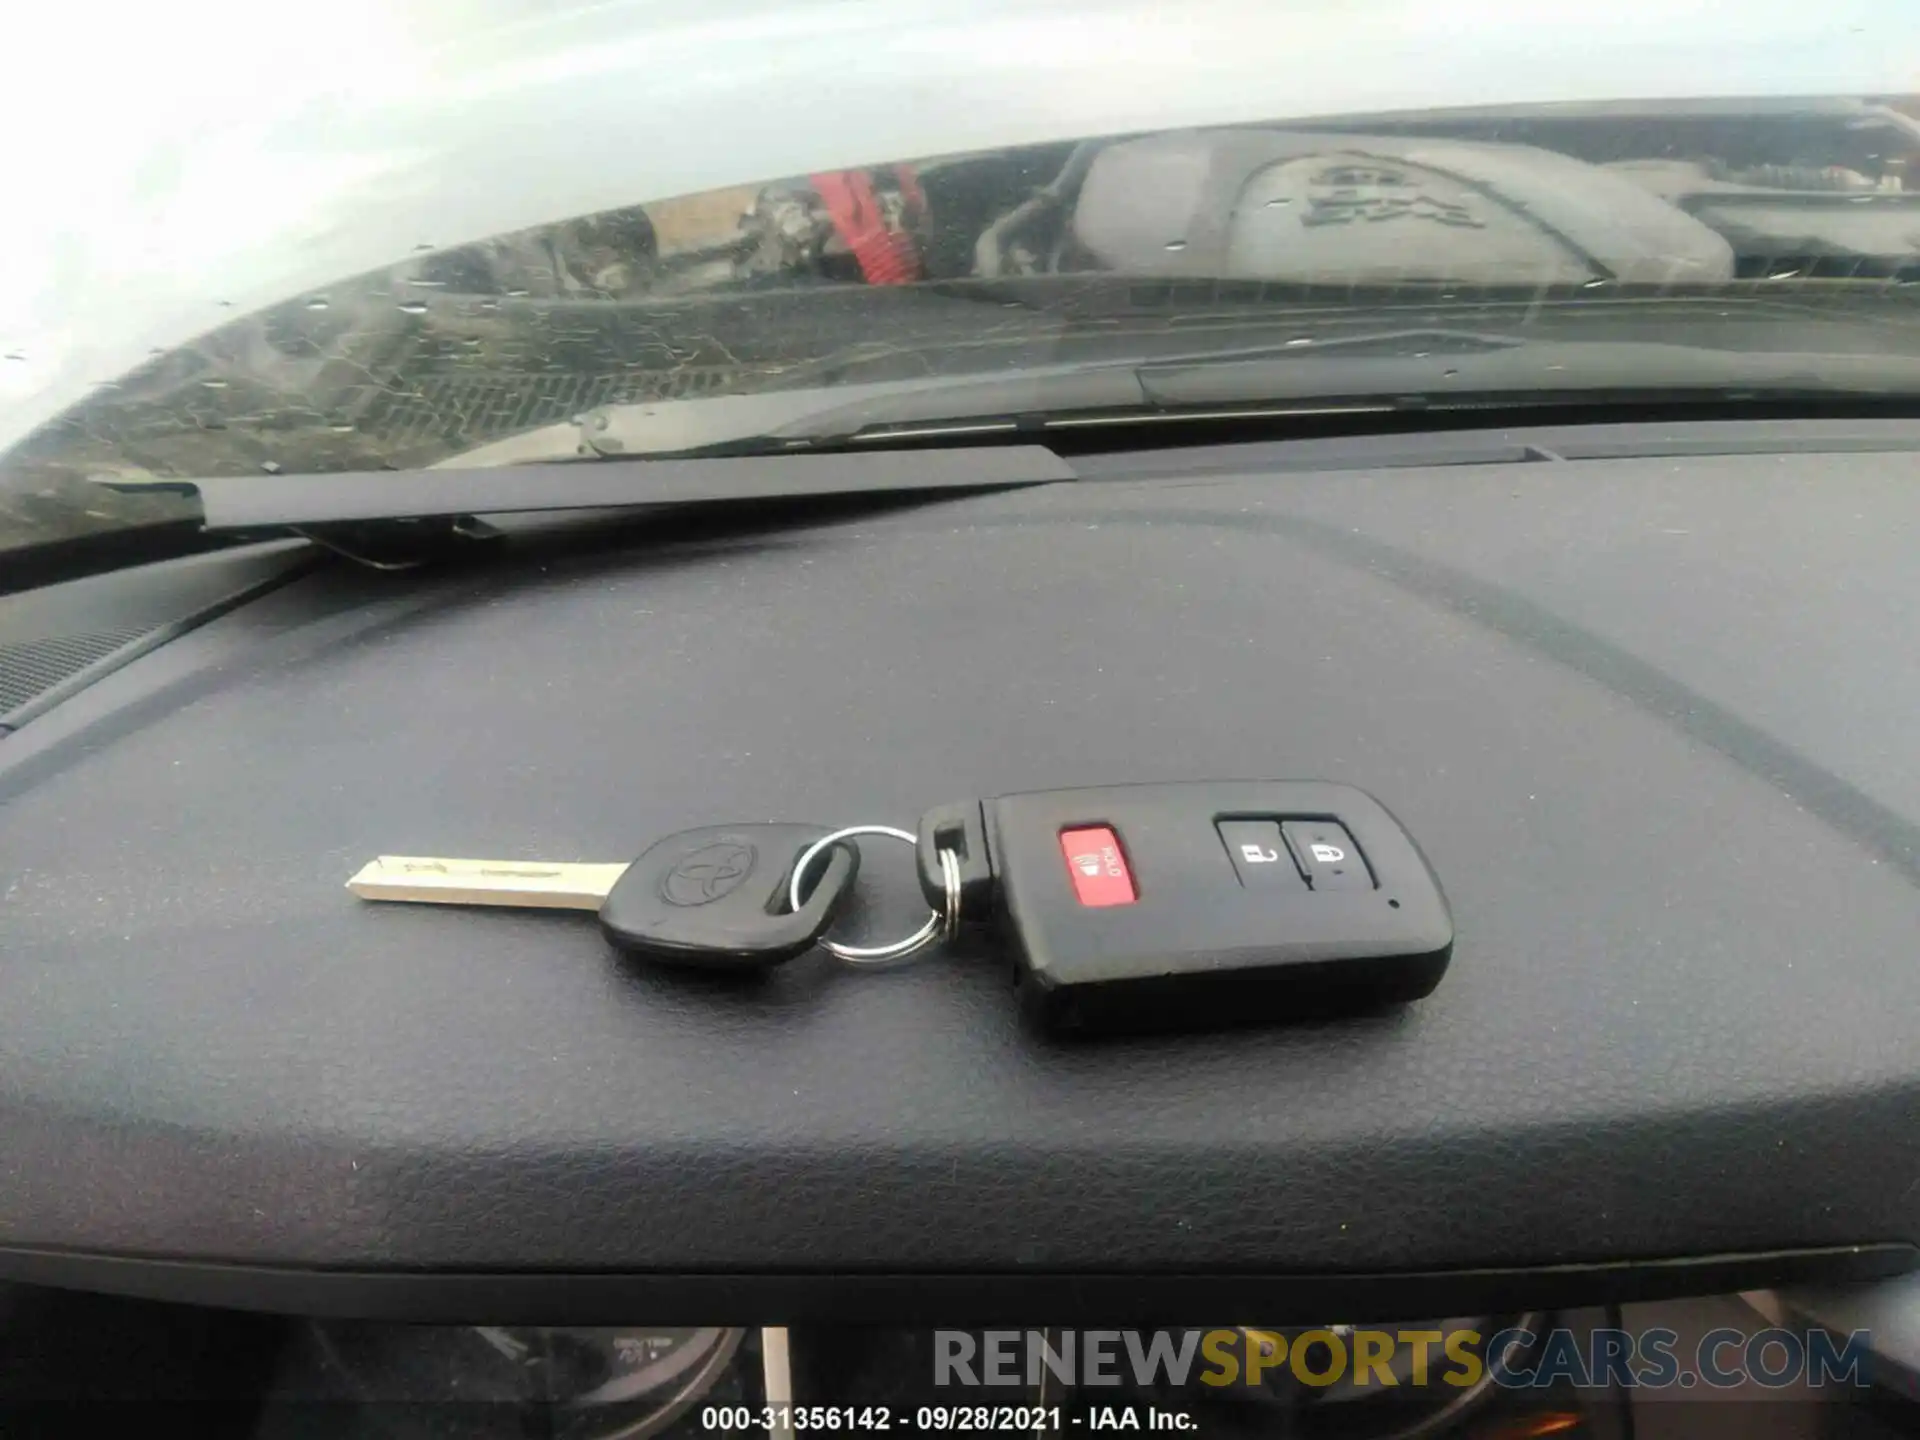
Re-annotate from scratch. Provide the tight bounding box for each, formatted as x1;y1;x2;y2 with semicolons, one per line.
599;823;859;969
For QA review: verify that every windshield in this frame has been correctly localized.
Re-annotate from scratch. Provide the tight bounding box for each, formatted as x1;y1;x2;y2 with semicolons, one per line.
6;2;1920;557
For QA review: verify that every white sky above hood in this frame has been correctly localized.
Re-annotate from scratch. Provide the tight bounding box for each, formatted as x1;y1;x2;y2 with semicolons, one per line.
0;0;1914;456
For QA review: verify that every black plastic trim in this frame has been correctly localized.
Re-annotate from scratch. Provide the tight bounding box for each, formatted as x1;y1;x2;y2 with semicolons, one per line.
0;521;238;597
0;1246;1906;1325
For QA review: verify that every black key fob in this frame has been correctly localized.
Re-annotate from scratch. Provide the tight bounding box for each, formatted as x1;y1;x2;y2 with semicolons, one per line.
917;782;1452;1034
600;824;859;969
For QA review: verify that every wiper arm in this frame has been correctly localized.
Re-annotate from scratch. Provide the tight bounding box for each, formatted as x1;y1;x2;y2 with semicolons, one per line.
584;366;1150;456
97;327;1920;554
112;446;1074;534
584;331;1920;456
1138;334;1920;407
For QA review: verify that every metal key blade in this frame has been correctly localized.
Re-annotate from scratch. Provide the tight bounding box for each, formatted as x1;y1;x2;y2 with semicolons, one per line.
347;855;630;911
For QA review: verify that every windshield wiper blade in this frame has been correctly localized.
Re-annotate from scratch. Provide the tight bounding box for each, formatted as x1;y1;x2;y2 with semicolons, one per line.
584;332;1920;456
112;446;1074;532
585;367;1150;456
1136;335;1920;406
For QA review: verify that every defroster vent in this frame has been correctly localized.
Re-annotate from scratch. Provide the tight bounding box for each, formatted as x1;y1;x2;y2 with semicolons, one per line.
0;626;158;723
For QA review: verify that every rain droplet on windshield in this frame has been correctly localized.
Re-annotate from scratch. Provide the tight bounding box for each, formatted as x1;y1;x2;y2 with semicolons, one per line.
1581;278;1608;289
1264;197;1293;207
505;289;531;299
2;351;24;362
306;297;330;311
1284;337;1313;348
261;460;284;474
397;300;430;315
329;422;355;433
1769;268;1802;280
200;378;229;389
1164;239;1189;252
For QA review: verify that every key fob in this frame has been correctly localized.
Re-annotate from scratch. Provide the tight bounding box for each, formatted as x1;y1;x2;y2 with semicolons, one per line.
600;823;859;969
917;782;1452;1034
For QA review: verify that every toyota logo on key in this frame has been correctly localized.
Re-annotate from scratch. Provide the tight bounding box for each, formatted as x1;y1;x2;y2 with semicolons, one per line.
661;841;757;906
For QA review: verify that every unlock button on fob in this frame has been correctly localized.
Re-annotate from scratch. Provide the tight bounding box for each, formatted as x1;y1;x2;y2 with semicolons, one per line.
1282;819;1373;891
1218;820;1308;890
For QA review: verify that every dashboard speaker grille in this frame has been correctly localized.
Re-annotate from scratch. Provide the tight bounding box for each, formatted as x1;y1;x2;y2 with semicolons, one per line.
0;626;156;718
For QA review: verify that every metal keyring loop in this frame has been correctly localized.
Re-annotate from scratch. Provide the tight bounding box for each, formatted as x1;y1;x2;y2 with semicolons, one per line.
789;825;955;966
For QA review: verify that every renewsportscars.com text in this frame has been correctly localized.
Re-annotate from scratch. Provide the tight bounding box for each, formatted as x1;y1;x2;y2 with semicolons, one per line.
934;1327;1871;1391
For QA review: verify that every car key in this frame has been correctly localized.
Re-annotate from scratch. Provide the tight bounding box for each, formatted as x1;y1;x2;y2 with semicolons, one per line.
914;781;1452;1033
348;823;859;969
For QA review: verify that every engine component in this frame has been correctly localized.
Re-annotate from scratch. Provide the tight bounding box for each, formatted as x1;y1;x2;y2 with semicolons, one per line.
1070;129;1736;286
1604;156;1920;277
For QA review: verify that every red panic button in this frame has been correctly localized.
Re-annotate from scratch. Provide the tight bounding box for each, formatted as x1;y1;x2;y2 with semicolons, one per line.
1059;827;1137;907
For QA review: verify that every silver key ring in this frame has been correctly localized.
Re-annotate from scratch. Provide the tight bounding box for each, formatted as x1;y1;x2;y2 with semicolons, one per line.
789;825;960;966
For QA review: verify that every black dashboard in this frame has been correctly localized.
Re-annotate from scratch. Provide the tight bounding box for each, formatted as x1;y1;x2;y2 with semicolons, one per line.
2;421;1919;1332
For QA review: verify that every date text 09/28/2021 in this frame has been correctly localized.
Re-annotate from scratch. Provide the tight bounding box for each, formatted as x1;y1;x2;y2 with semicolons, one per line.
701;1406;1191;1432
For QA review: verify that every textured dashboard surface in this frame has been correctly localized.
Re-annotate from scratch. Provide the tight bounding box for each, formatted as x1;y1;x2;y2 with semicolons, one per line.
2;447;1919;1285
